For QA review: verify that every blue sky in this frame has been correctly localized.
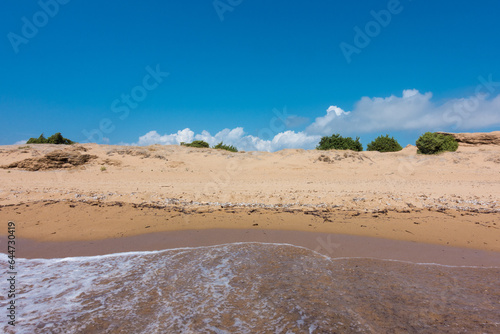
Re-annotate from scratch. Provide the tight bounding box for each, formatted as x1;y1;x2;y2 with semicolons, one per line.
1;0;499;151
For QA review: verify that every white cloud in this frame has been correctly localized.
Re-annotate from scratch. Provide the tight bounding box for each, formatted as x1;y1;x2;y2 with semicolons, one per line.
305;90;500;135
13;139;27;145
134;127;320;152
438;93;500;129
132;90;500;151
194;127;246;146
327;105;350;116
271;131;320;149
402;89;419;98
307;106;350;134
136;128;194;146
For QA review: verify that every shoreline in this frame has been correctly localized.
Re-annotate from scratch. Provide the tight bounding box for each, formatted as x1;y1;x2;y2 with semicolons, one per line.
1;142;499;267
1;200;498;251
1;199;499;266
5;229;500;267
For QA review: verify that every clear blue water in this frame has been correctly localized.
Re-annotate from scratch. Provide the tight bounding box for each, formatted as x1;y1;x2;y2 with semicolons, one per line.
1;242;499;333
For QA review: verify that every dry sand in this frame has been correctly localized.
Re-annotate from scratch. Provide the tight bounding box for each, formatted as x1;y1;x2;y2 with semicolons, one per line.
0;133;499;260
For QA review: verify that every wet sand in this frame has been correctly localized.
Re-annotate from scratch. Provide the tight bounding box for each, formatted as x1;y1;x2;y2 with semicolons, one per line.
6;243;500;333
1;199;499;266
1;200;499;251
5;228;499;267
1;140;500;333
1;141;499;265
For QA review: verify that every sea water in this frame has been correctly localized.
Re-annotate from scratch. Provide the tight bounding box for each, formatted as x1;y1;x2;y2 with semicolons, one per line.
1;243;499;333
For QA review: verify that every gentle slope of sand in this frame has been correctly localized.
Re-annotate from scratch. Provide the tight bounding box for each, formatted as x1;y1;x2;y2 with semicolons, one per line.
0;135;499;257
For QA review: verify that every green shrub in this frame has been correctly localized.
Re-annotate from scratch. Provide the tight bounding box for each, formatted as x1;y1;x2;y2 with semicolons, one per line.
26;132;74;145
316;134;363;151
180;140;210;148
213;142;238;152
416;132;458;154
47;132;74;144
26;134;47;144
367;135;402;152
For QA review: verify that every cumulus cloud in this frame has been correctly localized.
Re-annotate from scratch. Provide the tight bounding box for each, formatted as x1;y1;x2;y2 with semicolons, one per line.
133;89;500;151
327;106;350;116
306;89;500;135
136;128;195;146
135;127;320;152
438;93;500;129
306;106;351;134
13;139;27;145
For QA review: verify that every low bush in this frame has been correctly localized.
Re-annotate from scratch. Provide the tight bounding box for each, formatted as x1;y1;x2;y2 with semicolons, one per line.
367;135;402;152
26;132;74;145
416;132;458;154
316;134;363;151
213;142;238;152
26;134;46;144
180;140;210;148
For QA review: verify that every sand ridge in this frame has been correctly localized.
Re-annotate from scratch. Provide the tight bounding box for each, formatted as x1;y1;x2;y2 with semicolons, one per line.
1;142;499;211
0;139;499;253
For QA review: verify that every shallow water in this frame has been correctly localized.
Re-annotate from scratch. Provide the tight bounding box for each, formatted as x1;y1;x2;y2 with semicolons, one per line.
1;243;500;333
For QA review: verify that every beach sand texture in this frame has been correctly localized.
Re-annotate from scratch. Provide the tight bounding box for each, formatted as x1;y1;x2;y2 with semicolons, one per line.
1;133;499;252
1;133;500;333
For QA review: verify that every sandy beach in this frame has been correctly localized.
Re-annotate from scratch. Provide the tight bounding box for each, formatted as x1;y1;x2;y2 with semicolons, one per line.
1;132;499;261
5;3;500;331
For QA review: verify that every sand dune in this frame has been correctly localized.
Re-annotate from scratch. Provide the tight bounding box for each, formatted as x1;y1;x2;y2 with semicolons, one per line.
1;134;499;254
1;140;499;211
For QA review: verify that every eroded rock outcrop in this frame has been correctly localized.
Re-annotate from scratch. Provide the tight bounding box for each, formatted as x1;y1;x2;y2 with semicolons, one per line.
2;148;97;171
436;131;500;146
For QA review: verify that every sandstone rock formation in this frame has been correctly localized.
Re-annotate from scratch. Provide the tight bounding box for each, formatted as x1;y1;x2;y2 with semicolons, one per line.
2;148;97;171
436;131;500;146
